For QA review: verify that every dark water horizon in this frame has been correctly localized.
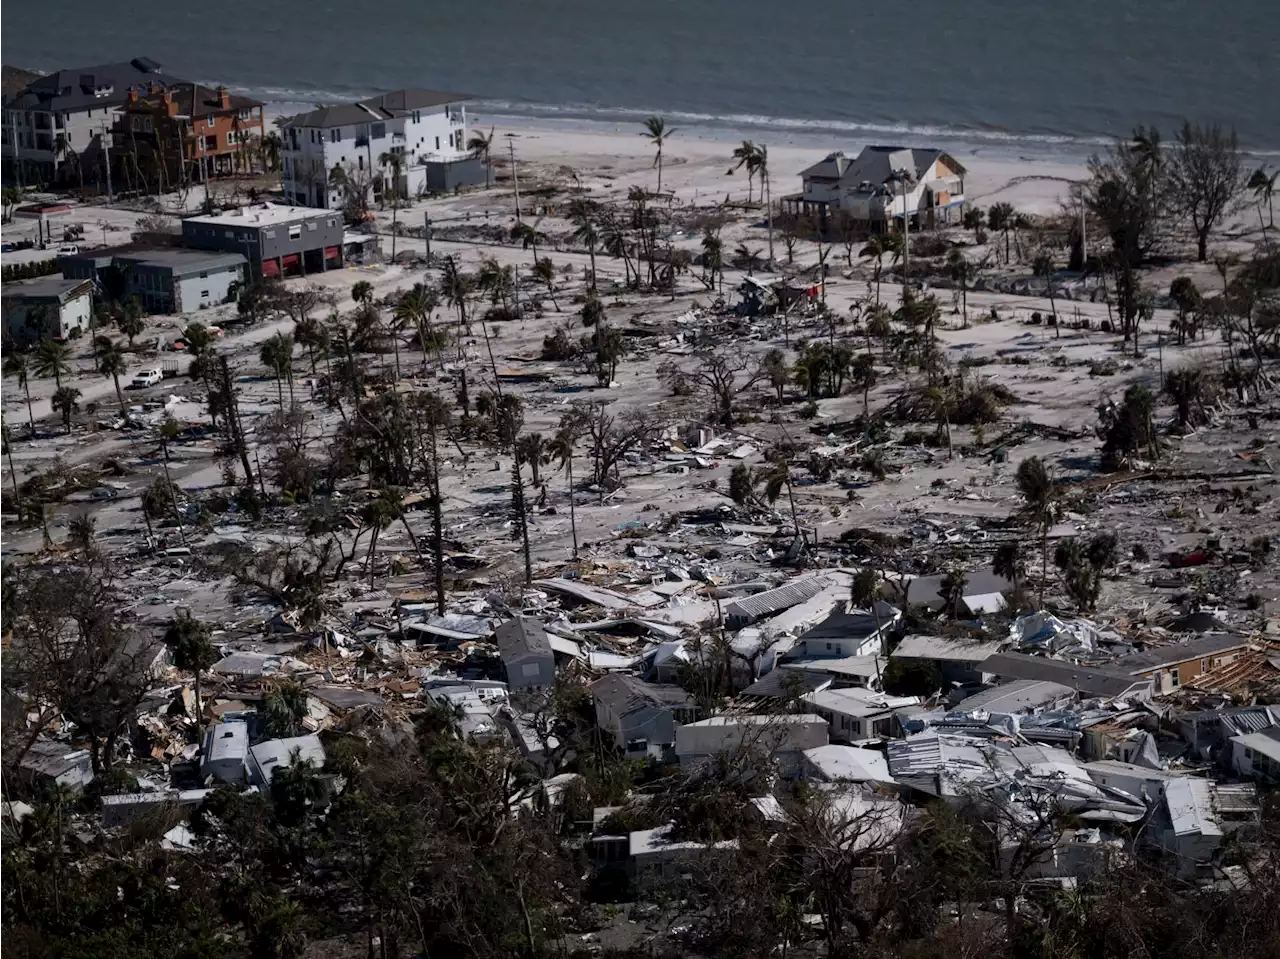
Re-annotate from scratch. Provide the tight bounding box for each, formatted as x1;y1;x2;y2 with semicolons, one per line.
5;0;1278;158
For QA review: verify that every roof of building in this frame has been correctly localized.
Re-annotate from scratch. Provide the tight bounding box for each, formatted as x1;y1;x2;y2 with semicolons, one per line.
892;633;1006;663
495;616;552;659
1114;635;1252;674
5;58;182;112
683;713;827;728
979;651;1152;698
203;720;248;763
803;744;896;784
724;575;833;623
804;687;918;718
2;66;41;98
779;653;887;679
739;668;832;698
799;145;965;188
795;601;900;644
1164;777;1220;838
184;203;337;228
1083;759;1183;781
903;570;1011;611
249;734;325;782
1230;726;1280;763
591;674;693;716
18;739;92;779
285;88;472;128
957;679;1075;714
2;276;92;301
128;81;262;116
116;248;246;276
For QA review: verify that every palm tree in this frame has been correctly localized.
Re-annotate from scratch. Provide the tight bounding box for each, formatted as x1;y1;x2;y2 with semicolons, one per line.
516;432;551;487
1032;250;1059;334
467;127;495;189
922;386;954;458
987;202;1016;264
440;256;475;334
532;257;560;309
1168;275;1201;344
549;411;586;558
259;332;294;408
397;283;442;370
1247;165;1276;231
51;386;81;433
947;249;971;327
263;679;309;738
359;493;398;588
163;611;218;723
850;568;888;664
351;280;374;305
701;231;724;293
1015;456;1059;606
118;297;145;346
641;116;675;194
731;140;760;202
378;150;406;259
992;540;1025;596
570;201;599;289
97;339;129;413
735;243;763;276
2;420;20;501
3;352;36;434
511;219;546;263
261;131;283;172
860;236;895;305
33;339;72;389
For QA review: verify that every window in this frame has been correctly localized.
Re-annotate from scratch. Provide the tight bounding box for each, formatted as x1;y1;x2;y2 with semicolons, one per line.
239;108;252;121
434;136;439;150
200;290;209;299
224;229;235;238
328;218;336;227
448;132;454;149
329;128;341;143
206;114;215;127
288;224;302;240
358;155;363;171
371;122;385;139
199;271;208;279
306;222;316;231
263;229;276;238
521;663;540;678
204;135;217;151
309;128;316;144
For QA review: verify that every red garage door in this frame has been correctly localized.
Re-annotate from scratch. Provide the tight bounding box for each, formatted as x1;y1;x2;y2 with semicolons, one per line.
261;258;280;277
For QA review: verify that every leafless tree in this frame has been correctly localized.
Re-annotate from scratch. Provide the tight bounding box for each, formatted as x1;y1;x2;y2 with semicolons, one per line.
658;348;765;428
1167;121;1245;262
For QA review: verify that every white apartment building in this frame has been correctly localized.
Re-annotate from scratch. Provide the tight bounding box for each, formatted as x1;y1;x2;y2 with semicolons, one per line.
280;89;483;210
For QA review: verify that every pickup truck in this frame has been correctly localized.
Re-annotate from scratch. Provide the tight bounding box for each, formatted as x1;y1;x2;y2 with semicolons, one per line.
128;368;163;389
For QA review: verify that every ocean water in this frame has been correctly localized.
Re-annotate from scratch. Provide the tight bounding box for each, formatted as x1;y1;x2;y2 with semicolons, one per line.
5;0;1277;157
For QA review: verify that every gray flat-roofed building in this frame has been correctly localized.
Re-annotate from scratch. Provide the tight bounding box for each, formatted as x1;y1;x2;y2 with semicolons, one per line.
60;246;245;314
182;203;344;278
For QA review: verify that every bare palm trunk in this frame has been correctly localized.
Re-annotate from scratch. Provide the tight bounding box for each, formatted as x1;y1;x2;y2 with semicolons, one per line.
566;455;579;558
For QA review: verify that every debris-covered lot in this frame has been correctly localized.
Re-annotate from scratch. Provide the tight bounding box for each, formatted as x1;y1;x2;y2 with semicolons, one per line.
4;126;1280;958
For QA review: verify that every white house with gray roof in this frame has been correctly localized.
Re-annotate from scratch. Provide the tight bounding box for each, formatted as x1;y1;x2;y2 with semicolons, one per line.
279;88;484;209
2;276;92;347
786;145;966;229
495;617;556;692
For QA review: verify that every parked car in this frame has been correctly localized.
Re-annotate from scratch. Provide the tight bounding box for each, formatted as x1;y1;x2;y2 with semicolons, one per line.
55;244;80;256
128;369;163;389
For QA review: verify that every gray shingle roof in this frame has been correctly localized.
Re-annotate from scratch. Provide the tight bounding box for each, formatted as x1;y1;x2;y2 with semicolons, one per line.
979;652;1152;698
800;145;965;192
591;674;692;715
5;58;183;113
495;616;551;658
1114;635;1252;674
285;88;471;128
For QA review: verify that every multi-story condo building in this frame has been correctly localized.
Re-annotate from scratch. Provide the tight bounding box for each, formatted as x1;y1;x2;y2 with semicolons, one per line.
280;89;484;209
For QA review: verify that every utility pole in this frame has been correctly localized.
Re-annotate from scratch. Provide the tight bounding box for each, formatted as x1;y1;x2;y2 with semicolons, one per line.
1079;194;1087;265
763;143;774;268
99;121;113;205
423;212;432;264
507;135;521;223
899;171;914;302
219;356;255;489
11;123;24;191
